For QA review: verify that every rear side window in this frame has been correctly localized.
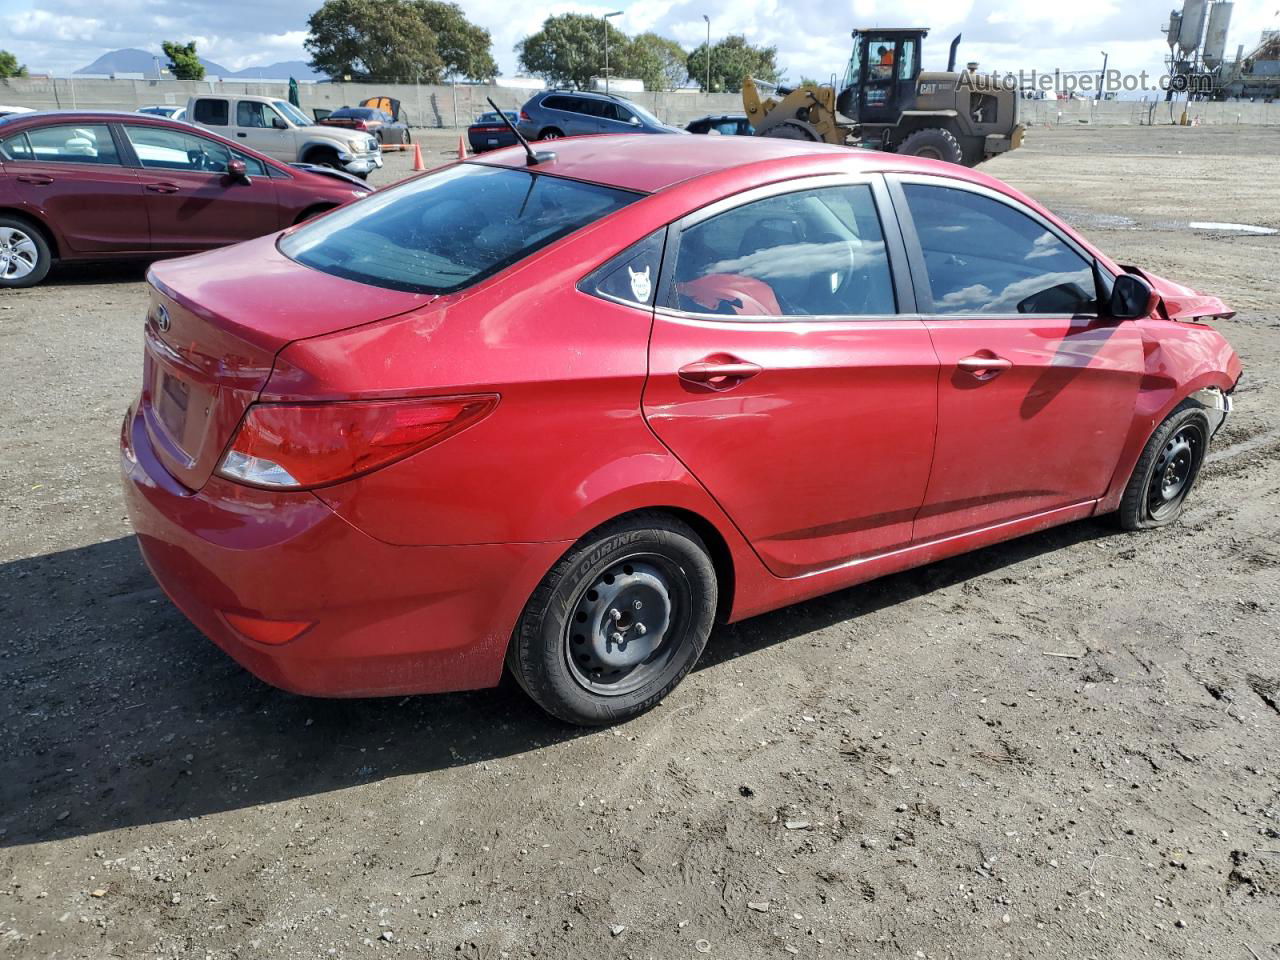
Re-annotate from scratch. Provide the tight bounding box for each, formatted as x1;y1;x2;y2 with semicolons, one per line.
193;99;229;126
21;124;120;165
280;163;640;295
583;231;664;307
542;95;573;112
672;184;896;317
0;132;33;161
903;184;1096;315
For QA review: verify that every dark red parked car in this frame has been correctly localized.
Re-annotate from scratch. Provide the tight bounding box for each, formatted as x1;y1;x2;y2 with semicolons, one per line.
0;110;372;287
121;135;1241;725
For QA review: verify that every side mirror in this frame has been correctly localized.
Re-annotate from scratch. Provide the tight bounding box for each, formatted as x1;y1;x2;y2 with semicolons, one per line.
1107;272;1157;320
272;116;288;130
226;158;250;182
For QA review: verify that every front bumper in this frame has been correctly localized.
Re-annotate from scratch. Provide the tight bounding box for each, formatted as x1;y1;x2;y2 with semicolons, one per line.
120;403;567;698
340;152;384;175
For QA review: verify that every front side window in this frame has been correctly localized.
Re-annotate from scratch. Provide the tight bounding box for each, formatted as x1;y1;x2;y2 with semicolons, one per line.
671;184;897;318
22;124;120;165
193;99;229;126
280;163;639;295
124;125;266;175
903;183;1096;315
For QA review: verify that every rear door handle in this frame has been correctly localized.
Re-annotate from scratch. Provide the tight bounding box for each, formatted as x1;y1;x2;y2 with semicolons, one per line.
957;354;1013;376
16;174;54;185
236;132;248;138
678;357;762;388
145;182;181;194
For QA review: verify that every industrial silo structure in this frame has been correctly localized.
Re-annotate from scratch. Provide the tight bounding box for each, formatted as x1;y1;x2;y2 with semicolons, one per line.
1178;0;1208;56
1203;2;1233;68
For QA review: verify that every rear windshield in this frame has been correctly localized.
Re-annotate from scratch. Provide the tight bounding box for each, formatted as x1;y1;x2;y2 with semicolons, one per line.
279;163;641;295
332;108;376;119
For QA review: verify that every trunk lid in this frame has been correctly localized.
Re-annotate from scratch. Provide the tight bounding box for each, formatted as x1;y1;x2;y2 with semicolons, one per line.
141;235;431;490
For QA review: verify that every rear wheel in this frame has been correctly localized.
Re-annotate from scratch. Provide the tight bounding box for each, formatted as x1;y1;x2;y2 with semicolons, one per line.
1117;402;1211;530
0;217;52;288
507;513;717;725
538;127;564;140
898;127;965;165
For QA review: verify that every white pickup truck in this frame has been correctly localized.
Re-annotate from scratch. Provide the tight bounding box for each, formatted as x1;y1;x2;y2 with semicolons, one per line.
185;94;383;178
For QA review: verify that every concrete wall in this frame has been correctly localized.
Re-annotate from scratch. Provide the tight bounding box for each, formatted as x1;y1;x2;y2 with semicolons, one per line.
5;76;1278;128
1020;97;1280;126
0;76;745;129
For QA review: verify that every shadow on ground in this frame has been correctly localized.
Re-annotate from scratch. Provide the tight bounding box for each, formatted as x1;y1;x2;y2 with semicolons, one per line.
0;518;1112;847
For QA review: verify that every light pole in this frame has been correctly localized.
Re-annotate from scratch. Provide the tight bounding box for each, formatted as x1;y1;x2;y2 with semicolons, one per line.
703;15;711;93
604;10;623;93
1097;50;1108;101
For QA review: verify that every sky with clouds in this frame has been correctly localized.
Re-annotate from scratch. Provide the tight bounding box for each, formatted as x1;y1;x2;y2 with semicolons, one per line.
1;0;1277;84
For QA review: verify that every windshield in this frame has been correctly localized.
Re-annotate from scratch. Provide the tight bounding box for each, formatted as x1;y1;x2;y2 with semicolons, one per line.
273;100;312;127
280;164;640;295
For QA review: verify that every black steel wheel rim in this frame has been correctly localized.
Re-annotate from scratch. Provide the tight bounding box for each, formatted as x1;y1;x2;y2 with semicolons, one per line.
1147;423;1203;520
564;552;691;697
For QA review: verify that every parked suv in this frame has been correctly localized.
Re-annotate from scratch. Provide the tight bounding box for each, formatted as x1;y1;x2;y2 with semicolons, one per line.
516;90;686;140
186;94;382;178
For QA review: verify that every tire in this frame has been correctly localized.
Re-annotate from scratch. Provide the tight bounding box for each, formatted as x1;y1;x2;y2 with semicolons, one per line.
293;204;335;225
507;513;718;726
402;128;411;145
761;119;822;141
1116;401;1212;530
0;216;52;288
898;127;965;165
538;127;564;140
306;148;341;170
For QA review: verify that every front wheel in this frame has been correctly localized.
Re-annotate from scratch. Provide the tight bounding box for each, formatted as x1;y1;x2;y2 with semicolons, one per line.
0;217;52;288
1117;402;1211;530
507;513;718;725
898;127;965;165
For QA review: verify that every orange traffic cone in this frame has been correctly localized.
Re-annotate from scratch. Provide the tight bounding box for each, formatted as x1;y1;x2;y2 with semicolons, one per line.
411;142;425;172
457;134;468;160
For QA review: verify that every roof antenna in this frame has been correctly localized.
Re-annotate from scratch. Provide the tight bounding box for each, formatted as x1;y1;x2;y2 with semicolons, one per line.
486;97;555;167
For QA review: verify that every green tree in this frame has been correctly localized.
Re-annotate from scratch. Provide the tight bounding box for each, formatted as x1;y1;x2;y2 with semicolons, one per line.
686;35;780;92
0;50;27;79
162;41;205;80
414;1;497;81
516;13;627;90
305;0;443;82
621;33;687;91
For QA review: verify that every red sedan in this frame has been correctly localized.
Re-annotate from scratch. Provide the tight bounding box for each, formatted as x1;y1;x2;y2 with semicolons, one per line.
0;110;372;287
121;135;1241;725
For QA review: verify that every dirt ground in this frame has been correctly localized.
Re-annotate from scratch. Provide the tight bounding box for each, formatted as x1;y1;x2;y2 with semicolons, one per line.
2;126;1278;960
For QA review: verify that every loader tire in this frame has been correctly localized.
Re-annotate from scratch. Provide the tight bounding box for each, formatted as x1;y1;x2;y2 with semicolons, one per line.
899;127;964;165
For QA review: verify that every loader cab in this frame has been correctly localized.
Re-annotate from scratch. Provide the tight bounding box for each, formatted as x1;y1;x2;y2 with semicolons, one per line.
838;28;926;123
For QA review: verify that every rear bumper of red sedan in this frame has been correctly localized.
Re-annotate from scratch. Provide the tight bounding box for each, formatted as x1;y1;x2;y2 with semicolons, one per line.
120;403;567;698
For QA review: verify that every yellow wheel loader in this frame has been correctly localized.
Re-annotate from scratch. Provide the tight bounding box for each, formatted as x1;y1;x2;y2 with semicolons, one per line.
742;28;1024;166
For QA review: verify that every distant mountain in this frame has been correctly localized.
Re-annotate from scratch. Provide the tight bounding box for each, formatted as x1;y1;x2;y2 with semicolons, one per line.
75;49;327;82
76;48;230;78
225;61;326;82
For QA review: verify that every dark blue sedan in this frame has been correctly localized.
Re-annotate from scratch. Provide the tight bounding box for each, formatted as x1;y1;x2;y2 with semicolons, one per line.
467;111;520;153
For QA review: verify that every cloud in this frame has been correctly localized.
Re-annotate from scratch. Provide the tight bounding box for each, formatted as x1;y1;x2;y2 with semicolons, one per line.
0;0;1276;84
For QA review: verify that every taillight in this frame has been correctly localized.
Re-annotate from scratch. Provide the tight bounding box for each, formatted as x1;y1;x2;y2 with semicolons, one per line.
217;395;497;490
353;120;368;130
519;109;531;121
